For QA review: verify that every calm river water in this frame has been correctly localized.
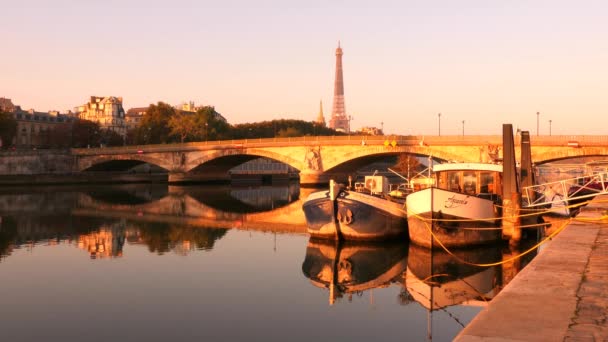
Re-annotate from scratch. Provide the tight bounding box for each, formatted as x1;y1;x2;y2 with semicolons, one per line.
0;183;545;341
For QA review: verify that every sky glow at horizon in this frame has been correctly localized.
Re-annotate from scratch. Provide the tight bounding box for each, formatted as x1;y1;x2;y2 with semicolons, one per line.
2;0;607;135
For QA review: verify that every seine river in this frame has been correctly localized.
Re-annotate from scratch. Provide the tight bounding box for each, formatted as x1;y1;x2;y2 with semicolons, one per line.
0;183;547;341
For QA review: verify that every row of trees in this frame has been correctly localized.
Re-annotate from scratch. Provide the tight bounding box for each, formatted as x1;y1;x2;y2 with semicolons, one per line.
131;102;231;144
129;102;345;145
0;101;348;149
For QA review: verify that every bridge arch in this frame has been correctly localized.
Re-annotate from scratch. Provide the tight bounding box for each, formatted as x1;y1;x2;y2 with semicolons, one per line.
78;154;171;172
533;147;608;165
321;145;475;172
185;148;304;173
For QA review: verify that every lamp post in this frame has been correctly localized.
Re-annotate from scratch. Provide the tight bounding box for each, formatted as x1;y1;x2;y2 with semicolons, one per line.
348;115;353;134
381;121;384;135
438;113;441;136
205;122;208;141
462;120;465;137
536;111;540;136
549;119;552;136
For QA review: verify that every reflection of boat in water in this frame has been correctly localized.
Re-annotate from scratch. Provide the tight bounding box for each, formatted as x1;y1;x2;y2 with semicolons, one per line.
406;163;504;248
404;240;541;340
302;177;408;241
405;244;502;310
301;238;408;304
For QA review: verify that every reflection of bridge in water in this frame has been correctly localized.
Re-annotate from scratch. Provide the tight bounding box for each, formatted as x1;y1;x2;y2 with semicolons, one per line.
72;185;312;235
0;184;312;259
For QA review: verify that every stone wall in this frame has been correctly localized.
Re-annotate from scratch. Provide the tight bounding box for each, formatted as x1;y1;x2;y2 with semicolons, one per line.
0;151;75;175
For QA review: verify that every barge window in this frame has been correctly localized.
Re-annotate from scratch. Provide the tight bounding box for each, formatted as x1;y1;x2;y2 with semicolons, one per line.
447;172;461;192
480;172;495;193
463;171;476;195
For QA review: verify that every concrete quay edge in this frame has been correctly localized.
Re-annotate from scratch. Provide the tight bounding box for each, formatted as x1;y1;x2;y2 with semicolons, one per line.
455;196;608;342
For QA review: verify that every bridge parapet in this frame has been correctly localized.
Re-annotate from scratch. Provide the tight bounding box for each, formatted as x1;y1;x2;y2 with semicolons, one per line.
69;134;608;156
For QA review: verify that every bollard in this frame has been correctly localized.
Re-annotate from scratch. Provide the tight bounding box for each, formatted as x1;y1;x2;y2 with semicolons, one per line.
502;192;521;244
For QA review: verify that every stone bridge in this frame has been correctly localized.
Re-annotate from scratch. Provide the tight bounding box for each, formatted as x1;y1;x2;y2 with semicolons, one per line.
3;135;608;185
73;135;608;184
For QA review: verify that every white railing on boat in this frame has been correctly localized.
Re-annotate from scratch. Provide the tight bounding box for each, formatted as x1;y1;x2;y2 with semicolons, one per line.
522;171;608;208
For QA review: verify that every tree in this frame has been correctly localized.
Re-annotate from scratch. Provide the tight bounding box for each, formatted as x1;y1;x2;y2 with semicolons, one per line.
231;119;343;139
101;129;124;147
125;128;138;145
193;106;231;141
0;110;17;149
276;127;302;137
168;111;196;143
393;154;422;179
49;122;72;148
71;119;102;148
135;102;175;144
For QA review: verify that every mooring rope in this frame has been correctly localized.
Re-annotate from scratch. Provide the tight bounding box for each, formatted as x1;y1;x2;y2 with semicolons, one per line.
421;217;573;267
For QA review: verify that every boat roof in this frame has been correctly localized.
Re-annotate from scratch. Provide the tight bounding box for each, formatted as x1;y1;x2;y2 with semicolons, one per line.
432;162;502;173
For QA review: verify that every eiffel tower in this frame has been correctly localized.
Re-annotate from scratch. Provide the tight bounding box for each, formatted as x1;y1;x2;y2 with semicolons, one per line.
328;42;349;132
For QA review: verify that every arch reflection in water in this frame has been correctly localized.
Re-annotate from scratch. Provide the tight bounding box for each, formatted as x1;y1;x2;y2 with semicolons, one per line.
74;184;308;232
301;238;408;305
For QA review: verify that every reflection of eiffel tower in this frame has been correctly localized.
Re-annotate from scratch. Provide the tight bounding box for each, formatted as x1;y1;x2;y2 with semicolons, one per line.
329;42;349;132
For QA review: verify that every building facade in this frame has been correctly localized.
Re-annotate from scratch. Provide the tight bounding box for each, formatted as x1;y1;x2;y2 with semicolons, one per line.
1;97;76;148
176;101;228;123
125;107;148;131
360;126;383;136
76;96;126;136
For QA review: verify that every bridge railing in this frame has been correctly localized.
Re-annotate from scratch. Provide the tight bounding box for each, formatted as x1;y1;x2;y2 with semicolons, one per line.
0;148;72;156
70;135;420;155
67;134;608;155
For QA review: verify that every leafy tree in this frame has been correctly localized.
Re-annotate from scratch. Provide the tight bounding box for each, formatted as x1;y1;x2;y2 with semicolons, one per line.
168;111;197;143
231;119;343;139
276;127;302;137
71;119;102;148
135;102;175;144
0;110;17;149
193;106;231;141
393;154;422;179
125;128;138;145
49;122;72;148
101;129;125;147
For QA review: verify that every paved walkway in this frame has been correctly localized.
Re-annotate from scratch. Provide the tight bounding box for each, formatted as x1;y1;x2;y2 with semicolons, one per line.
455;196;608;341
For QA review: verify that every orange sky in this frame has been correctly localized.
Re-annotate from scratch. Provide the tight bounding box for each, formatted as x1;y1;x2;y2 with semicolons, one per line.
2;1;607;135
